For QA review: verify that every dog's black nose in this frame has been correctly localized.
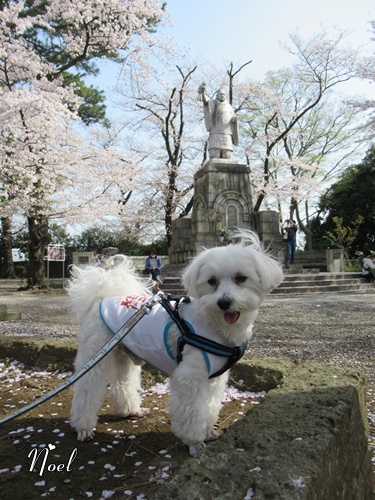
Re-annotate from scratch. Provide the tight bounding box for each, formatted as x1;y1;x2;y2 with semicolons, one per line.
217;297;233;310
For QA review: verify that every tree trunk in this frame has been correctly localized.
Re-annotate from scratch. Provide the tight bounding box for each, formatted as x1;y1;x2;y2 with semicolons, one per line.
304;226;313;251
165;164;178;247
0;217;16;279
294;200;313;251
27;214;48;288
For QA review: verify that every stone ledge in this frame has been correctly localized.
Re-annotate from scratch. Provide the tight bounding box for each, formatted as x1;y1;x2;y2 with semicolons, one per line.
0;303;21;321
0;336;373;498
155;361;374;499
0;337;293;389
0;335;77;372
0;335;165;388
0;312;22;321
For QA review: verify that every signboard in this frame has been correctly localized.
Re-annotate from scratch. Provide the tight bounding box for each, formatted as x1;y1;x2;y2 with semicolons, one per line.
12;249;27;262
47;245;65;262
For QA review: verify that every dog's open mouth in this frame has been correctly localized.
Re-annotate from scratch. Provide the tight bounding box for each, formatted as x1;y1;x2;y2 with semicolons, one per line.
223;311;240;324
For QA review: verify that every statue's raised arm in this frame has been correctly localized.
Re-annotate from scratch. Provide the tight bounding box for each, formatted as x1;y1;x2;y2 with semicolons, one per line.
198;84;239;160
198;83;209;104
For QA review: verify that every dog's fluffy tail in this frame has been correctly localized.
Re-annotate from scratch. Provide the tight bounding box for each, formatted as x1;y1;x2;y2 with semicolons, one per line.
66;255;149;323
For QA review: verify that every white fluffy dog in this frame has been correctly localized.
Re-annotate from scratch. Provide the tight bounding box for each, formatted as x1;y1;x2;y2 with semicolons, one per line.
67;231;283;456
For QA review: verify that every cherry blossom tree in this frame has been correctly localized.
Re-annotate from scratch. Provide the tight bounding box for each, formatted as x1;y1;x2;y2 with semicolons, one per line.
238;30;369;249
112;30;371;253
0;0;165;286
351;19;375;137
114;59;206;245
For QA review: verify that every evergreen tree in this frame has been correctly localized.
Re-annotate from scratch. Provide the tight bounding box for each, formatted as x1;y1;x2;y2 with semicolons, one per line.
312;146;375;254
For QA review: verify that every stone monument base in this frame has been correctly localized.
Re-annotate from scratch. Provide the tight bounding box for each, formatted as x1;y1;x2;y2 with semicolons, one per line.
190;160;253;253
168;160;283;264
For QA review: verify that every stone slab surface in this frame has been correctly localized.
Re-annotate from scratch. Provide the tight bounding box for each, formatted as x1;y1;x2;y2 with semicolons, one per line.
156;361;374;500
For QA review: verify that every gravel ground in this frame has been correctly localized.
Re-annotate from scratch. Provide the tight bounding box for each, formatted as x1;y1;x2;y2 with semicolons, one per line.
0;279;374;494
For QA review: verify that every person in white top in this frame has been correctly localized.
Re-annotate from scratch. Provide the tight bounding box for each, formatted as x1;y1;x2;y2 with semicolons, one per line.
362;253;375;282
145;248;162;283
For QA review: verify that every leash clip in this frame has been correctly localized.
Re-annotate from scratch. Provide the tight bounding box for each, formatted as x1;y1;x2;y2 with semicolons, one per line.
141;292;164;315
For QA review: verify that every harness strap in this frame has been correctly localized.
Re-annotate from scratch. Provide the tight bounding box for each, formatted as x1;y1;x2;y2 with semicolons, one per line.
161;295;246;378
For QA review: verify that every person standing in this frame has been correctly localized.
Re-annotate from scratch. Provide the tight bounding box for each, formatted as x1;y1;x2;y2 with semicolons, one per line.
282;219;298;267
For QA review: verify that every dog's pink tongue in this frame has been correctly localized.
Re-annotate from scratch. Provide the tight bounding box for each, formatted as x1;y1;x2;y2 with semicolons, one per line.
224;311;239;324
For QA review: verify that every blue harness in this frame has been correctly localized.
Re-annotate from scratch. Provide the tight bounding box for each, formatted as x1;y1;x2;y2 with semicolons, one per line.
161;296;247;378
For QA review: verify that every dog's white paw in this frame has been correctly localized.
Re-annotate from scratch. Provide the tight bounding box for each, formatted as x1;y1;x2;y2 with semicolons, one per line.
118;407;150;418
131;407;150;418
188;441;206;457
77;429;95;441
205;428;221;442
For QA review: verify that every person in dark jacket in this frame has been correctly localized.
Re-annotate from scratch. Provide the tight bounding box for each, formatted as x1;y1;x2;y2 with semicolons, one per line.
282;219;298;267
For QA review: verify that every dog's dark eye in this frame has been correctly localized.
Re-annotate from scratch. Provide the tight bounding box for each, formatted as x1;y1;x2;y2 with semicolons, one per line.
234;274;247;285
208;278;219;287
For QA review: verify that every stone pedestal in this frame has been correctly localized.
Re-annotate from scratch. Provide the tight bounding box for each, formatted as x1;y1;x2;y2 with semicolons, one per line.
190;160;253;252
326;248;345;272
168;160;283;264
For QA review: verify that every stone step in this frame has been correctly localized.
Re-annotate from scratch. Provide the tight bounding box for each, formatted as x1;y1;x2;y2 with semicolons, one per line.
160;272;374;296
278;278;367;288
163;275;365;283
161;264;186;278
283;268;321;275
272;282;374;295
277;281;366;289
163;273;367;284
282;272;362;281
161;282;183;290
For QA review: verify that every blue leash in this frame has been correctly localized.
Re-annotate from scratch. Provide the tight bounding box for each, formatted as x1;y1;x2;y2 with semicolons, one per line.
0;293;163;426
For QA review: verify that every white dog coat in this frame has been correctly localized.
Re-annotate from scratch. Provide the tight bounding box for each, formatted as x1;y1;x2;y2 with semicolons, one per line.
100;295;245;378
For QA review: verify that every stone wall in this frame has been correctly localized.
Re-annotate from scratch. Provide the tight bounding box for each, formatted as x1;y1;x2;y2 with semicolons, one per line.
326;248;345;272
71;253;170;271
293;249;344;272
168;218;193;265
253;209;284;257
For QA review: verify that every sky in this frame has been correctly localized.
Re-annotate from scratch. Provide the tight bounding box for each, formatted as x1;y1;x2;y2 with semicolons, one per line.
75;1;375;236
92;0;375;111
161;0;375;96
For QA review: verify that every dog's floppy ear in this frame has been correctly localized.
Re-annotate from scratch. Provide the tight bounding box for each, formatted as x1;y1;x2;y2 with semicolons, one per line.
232;229;284;293
181;253;204;297
252;250;284;293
